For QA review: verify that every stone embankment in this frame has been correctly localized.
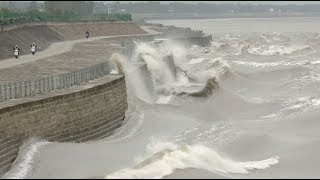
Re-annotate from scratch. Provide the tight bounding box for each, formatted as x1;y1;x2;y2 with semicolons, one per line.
0;22;146;60
0;22;155;177
0;75;127;176
141;22;212;47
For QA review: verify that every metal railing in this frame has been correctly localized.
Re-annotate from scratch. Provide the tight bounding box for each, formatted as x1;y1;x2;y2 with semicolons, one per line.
0;61;111;102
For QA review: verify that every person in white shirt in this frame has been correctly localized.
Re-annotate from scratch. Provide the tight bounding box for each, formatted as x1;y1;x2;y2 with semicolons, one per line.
13;45;20;59
30;43;37;55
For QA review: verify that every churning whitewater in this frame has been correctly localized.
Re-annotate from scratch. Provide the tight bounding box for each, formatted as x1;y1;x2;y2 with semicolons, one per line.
6;18;320;179
104;29;320;178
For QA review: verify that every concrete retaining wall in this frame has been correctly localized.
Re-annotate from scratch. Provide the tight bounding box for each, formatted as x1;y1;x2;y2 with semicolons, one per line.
0;75;127;176
170;35;212;47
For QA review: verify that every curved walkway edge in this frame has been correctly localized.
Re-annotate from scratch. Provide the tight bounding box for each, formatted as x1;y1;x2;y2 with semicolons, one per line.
0;26;160;70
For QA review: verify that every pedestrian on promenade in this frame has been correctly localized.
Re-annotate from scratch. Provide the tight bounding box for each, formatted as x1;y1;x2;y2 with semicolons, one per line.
13;45;20;59
30;43;37;55
85;31;90;38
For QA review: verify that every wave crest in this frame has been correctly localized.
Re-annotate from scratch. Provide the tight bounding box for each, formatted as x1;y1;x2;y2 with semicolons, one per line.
105;141;279;179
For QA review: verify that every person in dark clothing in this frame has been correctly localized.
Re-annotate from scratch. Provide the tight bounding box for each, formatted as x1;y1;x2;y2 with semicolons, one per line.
85;31;89;38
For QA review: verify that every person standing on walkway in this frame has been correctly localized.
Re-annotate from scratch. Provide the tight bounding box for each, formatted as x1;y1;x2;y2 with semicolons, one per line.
30;43;37;55
85;31;90;38
13;45;20;59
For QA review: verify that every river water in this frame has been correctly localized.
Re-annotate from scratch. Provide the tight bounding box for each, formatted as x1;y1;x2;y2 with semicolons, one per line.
5;17;320;179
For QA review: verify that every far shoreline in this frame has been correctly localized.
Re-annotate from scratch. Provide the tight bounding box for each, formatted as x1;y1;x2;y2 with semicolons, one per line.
135;12;320;22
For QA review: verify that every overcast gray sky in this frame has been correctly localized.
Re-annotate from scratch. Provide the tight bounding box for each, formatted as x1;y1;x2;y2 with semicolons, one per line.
103;1;320;5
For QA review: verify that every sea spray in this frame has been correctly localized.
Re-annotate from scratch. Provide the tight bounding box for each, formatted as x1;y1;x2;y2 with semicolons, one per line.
3;138;50;179
105;141;279;179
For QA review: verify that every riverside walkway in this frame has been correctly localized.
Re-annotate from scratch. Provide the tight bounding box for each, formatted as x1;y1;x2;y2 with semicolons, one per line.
0;24;160;103
0;28;158;84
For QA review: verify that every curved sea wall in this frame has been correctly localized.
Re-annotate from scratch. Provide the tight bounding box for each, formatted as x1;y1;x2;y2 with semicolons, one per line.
0;75;127;176
170;35;213;47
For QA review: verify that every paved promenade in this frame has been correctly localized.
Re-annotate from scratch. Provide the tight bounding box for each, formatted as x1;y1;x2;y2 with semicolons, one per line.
0;31;156;84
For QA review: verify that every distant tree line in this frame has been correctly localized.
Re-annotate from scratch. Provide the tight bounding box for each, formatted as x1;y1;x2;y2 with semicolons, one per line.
0;1;131;26
111;1;320;14
3;1;320;14
44;1;94;16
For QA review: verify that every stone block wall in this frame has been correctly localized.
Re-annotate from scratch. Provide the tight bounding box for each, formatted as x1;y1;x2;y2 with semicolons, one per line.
170;35;213;47
0;75;127;176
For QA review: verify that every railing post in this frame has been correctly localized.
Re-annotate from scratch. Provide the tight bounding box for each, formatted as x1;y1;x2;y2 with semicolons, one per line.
57;75;61;89
62;74;65;88
63;74;66;88
8;83;12;99
72;73;75;86
70;73;72;86
40;78;44;93
47;77;51;92
66;74;69;87
91;67;94;80
87;69;90;82
55;76;59;90
19;81;23;98
31;81;36;96
85;69;89;82
38;79;41;94
67;73;71;87
80;70;83;83
13;82;18;99
51;76;54;90
45;77;48;92
76;72;80;85
44;78;47;92
66;73;69;87
92;67;95;79
88;68;91;80
27;80;32;96
0;84;2;102
64;74;67;88
98;64;102;77
59;75;62;89
70;73;73;86
3;84;7;100
23;81;27;97
74;72;77;85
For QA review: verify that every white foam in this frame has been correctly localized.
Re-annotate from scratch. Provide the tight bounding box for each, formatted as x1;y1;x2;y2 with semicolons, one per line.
4;140;50;179
105;142;279;179
134;43;175;85
262;97;320;119
188;58;208;64
248;45;310;56
310;61;320;65
156;95;173;104
233;60;308;68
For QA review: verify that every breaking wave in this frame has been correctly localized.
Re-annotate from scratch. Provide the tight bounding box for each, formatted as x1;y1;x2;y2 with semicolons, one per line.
115;41;231;103
105;141;279;179
3;138;50;179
